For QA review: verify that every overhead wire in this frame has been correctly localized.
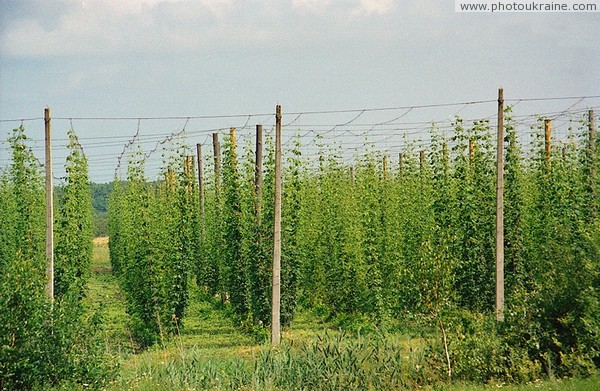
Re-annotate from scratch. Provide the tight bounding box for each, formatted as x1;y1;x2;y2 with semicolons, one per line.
1;94;599;182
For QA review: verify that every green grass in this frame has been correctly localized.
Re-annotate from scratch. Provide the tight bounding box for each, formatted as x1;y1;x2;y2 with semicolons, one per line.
434;376;600;391
85;238;599;391
85;237;133;355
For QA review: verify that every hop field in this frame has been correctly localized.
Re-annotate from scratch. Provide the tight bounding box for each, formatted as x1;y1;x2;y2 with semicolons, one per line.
1;100;599;389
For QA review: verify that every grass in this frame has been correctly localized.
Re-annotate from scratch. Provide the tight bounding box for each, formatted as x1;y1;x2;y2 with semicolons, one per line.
86;237;599;390
86;237;133;355
437;376;600;391
87;237;260;389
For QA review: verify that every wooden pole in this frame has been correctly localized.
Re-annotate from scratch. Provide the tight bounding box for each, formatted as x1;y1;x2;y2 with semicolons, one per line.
419;150;426;175
590;110;596;159
255;125;263;226
45;107;54;301
272;105;282;345
185;155;190;175
544;119;552;168
197;143;205;220
383;155;388;179
496;88;505;322
443;141;449;176
190;156;195;194
589;110;596;218
212;133;222;192
185;155;193;194
398;153;403;174
213;132;227;304
212;132;224;303
230;127;237;148
469;139;475;168
350;166;355;187
166;167;175;192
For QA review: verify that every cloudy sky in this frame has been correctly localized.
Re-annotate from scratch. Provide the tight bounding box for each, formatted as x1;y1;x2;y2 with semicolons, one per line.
0;0;599;181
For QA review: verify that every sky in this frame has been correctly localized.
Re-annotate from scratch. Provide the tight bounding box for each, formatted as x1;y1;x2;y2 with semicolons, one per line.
0;0;599;182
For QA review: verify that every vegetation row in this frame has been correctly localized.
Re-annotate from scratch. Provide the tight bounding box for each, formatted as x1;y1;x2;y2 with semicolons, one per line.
108;108;599;383
0;127;114;389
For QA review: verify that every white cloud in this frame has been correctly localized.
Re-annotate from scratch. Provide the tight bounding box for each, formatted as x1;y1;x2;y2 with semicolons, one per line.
293;0;395;16
0;0;228;56
0;0;412;59
3;0;590;62
354;0;395;15
292;0;333;14
80;0;189;16
197;0;234;17
76;0;235;20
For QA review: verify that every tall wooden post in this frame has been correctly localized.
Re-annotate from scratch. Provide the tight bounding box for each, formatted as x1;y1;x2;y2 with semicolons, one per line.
398;153;404;174
589;110;596;218
272;105;282;345
166;168;175;192
544;119;552;168
185;155;193;194
230;127;237;147
197;143;205;220
45;107;54;301
212;132;224;302
383;155;388;179
443;141;449;176
590;110;596;160
496;88;505;322
419;150;426;175
255;125;263;226
212;133;222;191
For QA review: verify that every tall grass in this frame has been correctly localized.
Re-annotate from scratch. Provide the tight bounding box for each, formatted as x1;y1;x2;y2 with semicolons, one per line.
109;331;433;390
109;328;600;390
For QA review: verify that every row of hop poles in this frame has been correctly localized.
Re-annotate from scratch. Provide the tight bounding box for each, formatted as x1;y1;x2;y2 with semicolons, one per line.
40;97;596;340
186;107;283;345
188;101;596;329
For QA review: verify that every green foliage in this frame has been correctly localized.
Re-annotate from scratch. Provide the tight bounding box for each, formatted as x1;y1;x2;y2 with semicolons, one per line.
427;310;543;383
5;126;45;265
0;250;49;389
505;114;600;377
54;130;93;303
195;136;229;307
253;331;419;390
221;130;246;318
0;260;114;389
243;137;271;327
111;331;431;390
106;110;598;379
503;107;528;299
286;112;598;378
194;129;298;332
93;210;108;237
0;126;113;390
280;138;302;325
108;144;199;346
453;118;496;311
